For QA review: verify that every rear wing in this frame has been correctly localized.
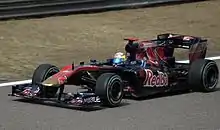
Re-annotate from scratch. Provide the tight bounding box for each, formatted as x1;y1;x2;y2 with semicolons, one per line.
157;33;207;48
124;33;208;63
157;33;208;63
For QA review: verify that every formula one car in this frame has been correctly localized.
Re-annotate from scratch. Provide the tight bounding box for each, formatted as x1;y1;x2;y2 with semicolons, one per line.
8;33;219;108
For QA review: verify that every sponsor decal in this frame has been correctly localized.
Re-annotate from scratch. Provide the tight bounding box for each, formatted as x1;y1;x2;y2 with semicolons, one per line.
83;96;100;103
143;69;168;87
57;75;67;84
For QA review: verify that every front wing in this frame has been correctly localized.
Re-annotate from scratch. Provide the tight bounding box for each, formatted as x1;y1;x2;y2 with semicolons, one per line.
8;84;102;107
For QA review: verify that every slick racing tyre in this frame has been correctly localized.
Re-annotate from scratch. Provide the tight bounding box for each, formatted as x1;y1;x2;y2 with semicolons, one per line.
95;73;124;107
32;64;60;98
188;59;219;92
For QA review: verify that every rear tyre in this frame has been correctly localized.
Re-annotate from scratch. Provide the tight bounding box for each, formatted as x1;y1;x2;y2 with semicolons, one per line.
32;64;60;98
188;59;219;92
95;73;124;107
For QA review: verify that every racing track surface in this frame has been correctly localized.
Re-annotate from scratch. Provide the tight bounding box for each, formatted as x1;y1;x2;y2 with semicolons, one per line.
0;61;220;130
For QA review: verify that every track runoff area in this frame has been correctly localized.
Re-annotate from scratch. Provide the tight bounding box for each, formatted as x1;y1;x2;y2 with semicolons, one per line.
0;56;220;88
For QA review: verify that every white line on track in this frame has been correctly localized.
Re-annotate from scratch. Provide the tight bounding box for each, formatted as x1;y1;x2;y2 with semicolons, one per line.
0;56;220;87
175;56;220;63
0;79;32;87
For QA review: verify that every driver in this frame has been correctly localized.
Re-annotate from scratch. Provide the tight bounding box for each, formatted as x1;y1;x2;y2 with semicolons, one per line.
112;52;149;68
112;52;127;65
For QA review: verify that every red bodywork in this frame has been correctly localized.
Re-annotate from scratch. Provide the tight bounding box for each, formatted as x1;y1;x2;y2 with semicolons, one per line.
43;64;116;86
138;41;167;66
52;65;99;84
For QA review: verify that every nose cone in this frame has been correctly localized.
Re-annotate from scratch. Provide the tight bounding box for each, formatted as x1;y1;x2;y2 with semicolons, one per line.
42;77;59;87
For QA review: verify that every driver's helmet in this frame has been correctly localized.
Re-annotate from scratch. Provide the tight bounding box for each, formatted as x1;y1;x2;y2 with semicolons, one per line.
113;52;126;65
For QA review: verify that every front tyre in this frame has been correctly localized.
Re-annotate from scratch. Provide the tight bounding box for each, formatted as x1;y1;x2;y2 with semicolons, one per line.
188;59;219;92
32;64;60;98
95;73;124;107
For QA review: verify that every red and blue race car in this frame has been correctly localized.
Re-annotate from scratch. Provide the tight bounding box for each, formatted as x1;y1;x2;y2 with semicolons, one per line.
8;33;219;108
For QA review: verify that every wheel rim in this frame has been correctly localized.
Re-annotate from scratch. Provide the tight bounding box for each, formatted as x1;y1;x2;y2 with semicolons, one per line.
204;65;219;89
109;80;123;102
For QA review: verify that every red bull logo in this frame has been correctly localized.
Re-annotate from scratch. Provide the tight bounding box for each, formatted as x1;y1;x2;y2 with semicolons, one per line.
144;69;168;87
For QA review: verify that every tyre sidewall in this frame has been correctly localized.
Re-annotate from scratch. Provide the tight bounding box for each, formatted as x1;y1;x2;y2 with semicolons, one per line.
95;73;124;107
106;75;123;106
189;59;219;92
202;61;219;91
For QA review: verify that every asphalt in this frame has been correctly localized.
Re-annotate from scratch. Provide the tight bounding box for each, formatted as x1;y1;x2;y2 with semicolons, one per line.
0;61;220;130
